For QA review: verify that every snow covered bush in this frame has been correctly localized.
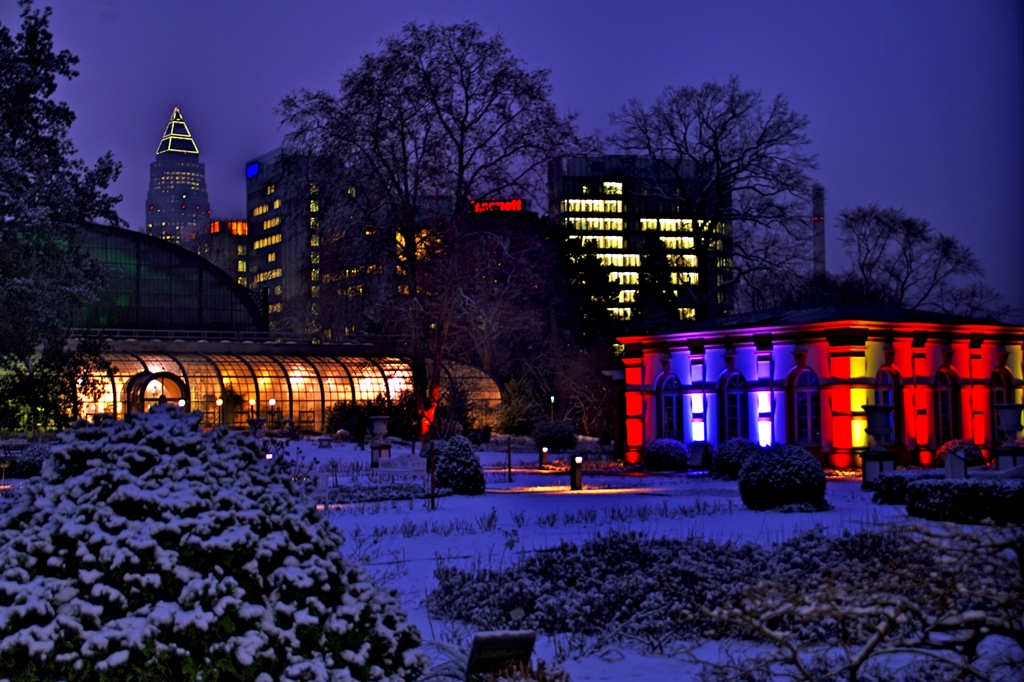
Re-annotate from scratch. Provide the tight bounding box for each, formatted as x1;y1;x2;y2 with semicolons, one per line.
738;443;827;511
433;435;485;495
712;438;760;479
934;438;986;468
905;478;1024;524
642;438;688;472
0;407;426;681
3;443;51;479
871;469;944;505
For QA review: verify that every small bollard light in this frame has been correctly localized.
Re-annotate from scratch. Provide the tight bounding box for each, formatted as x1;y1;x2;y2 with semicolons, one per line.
265;452;273;461
177;399;186;408
570;454;583;490
540;446;548;467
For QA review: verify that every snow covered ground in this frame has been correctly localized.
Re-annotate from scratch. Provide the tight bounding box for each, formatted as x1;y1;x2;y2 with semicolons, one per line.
284;438;914;681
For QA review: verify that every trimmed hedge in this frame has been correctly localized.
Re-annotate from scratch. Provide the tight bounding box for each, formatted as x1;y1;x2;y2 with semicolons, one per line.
643;438;689;472
739;444;828;511
905;478;1024;525
872;469;945;505
714;438;761;479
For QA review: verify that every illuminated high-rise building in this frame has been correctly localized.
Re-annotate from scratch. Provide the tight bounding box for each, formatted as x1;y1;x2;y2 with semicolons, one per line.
146;107;211;243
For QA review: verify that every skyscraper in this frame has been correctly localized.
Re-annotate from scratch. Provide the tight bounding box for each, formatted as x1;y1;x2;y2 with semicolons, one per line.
146;108;211;243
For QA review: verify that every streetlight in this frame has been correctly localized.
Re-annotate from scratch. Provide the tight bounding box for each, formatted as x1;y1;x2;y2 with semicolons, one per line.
549;395;555;421
268;398;277;428
248;398;256;418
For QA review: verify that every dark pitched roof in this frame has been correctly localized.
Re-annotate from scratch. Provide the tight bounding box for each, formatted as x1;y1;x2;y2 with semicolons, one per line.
659;304;1009;334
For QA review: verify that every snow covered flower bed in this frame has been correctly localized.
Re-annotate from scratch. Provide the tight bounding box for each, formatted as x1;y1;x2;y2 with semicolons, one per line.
0;407;425;681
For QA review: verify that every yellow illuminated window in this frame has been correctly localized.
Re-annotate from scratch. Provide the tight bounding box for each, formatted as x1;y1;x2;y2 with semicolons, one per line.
263;216;281;230
254;234;282;250
311;268;320;281
660;236;695;250
267;252;276;263
561;199;622;213
641;219;658;231
237;276;246;286
347;186;356;197
311;251;320;264
237;245;247;256
668;254;698;268
608;307;632;320
603;181;622;195
593;253;641;268
679;308;696;321
580;235;623;250
310;183;318;195
311;285;320;297
670;272;699;285
253;268;282;283
617;290;636;303
608;271;639;285
659;219;693;232
566;217;623;231
311;302;320;315
310;217;319;229
253;204;269;217
310;200;319;213
310;235;320;247
237;261;247;272
269;302;283;313
266;184;275;195
272;199;281;209
273;285;282;295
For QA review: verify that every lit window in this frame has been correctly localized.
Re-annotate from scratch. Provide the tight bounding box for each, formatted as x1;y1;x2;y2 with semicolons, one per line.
311;303;320;315
660;236;695;250
310;217;319;229
237;261;247;272
237;245;247;256
691;393;706;441
263;216;281;230
602;181;622;195
311;268;320;281
253;204;269;217
310;200;319;213
641;219;658;231
252;268;282;283
254;234;282;250
266;184;275;195
311;285;320;297
617;290;636;303
237;276;246;286
607;307;632;320
310;183;318;195
310;235;320;247
678;308;696;320
579;235;623;250
671;272;699;285
273;285;282;295
608;271;639;285
269;302;283;313
566;217;623;232
347;186;356;197
562;199;622;213
267;252;276;263
272;199;281;209
311;251;320;264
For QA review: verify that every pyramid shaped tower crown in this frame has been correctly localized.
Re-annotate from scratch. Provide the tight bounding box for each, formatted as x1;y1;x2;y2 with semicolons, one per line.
156;107;199;155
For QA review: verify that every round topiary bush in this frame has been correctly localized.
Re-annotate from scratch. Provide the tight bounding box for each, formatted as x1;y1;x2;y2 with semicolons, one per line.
434;435;486;495
738;443;828;511
934;438;986;468
0;407;426;681
643;438;689;472
713;437;761;479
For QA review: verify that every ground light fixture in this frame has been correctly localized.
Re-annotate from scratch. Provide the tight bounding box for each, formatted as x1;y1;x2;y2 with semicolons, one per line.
540;446;548;467
571;455;583;490
177;399;186;408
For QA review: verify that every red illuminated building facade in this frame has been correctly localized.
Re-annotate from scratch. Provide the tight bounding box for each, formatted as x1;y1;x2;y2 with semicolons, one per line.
617;305;1024;467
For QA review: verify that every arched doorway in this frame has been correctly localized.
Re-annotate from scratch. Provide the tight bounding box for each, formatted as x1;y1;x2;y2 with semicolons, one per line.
124;372;189;414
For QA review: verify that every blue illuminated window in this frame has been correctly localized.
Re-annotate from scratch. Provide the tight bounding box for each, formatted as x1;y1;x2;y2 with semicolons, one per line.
246;163;259;179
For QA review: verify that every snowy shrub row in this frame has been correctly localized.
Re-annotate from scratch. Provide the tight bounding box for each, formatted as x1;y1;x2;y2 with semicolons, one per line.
642;438;689;472
0;407;426;681
713;438;760;479
905;478;1024;524
325;482;445;504
1;444;51;479
871;469;945;505
934;438;986;468
738;444;828;511
429;527;1023;660
433;435;485;495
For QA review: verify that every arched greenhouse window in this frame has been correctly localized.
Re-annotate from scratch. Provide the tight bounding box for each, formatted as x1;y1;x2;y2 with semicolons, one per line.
933;369;961;446
720;372;748;440
791;369;821;445
660;375;684;440
874;368;901;444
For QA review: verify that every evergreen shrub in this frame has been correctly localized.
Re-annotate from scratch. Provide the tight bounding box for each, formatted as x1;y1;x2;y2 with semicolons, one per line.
738;443;828;511
714;438;761;479
905;478;1024;524
531;421;577;452
0;407;425;681
643;438;689;472
934;439;986;468
3;443;50;479
434;435;486;495
872;469;945;505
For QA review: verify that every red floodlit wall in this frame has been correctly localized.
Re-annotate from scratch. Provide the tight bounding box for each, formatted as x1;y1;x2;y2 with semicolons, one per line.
472;199;522;212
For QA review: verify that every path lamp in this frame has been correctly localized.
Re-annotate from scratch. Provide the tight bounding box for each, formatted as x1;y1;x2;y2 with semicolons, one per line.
539;446;548;468
215;398;223;426
861;404;896;490
248;398;256;418
570;455;583;491
549;395;555;421
993;403;1024;470
268;398;278;428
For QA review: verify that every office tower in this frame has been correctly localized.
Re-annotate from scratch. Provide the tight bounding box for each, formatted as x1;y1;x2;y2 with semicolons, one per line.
191;219;250;287
146;107;211;243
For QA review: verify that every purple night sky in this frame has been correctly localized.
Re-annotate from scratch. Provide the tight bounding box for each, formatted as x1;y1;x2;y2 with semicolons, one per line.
3;0;1022;318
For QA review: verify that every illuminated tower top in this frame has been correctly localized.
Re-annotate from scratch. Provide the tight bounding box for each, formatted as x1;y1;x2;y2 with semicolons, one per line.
156;107;200;155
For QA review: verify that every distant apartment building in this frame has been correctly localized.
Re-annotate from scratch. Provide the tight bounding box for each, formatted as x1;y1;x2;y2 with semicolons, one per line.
146;108;211;243
549;155;733;323
190;219;250;287
244;149;321;335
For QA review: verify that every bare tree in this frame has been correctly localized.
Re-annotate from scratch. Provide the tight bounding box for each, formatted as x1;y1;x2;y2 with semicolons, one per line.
281;22;581;437
611;76;817;319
